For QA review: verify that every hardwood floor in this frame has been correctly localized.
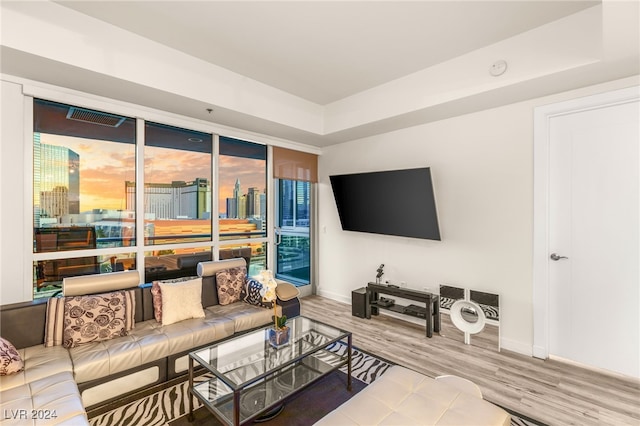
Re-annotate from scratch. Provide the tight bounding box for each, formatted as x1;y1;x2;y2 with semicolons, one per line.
300;295;640;426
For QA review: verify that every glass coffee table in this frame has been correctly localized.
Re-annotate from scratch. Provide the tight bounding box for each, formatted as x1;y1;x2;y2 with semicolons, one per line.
188;316;352;426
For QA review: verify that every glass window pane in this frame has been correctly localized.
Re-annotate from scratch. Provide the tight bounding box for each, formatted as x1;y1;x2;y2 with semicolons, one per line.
276;180;311;285
220;243;266;277
144;248;212;283
278;180;294;227
34;252;136;299
276;235;310;284
33;99;136;251
145;122;212;245
295;181;311;227
219;137;267;240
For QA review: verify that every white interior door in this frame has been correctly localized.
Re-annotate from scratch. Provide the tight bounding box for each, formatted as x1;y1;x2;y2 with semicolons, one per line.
548;99;639;378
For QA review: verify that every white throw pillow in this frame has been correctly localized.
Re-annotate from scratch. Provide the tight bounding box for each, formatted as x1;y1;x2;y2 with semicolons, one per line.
159;277;205;326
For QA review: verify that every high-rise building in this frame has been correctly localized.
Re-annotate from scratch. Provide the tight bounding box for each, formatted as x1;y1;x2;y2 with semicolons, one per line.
238;195;247;219
260;193;267;219
247;187;260;217
33;133;80;226
226;179;266;220
225;198;237;219
126;178;211;219
296;181;310;225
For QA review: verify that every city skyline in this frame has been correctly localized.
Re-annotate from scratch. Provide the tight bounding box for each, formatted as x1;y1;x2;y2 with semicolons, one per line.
40;133;265;214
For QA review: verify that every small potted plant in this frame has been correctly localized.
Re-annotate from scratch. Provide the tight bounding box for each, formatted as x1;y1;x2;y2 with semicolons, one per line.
269;313;289;347
259;270;291;347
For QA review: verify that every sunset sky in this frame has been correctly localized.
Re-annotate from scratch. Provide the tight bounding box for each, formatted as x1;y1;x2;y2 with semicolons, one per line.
41;134;265;214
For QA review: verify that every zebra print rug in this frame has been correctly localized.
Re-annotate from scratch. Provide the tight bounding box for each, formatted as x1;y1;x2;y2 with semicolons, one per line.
88;342;543;426
88;342;386;426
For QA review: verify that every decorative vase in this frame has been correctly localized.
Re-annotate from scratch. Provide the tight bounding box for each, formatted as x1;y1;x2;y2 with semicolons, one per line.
268;326;290;347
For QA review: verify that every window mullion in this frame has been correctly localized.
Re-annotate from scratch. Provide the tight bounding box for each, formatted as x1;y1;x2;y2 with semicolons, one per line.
135;118;145;280
266;145;274;271
212;134;220;258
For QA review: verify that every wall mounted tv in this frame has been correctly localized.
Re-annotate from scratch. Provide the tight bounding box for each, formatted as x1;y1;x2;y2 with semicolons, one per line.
330;167;441;241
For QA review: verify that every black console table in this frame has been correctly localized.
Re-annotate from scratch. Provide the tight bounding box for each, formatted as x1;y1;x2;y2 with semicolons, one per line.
366;282;440;338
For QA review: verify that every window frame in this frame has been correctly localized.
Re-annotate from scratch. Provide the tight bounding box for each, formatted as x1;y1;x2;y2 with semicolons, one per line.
22;88;317;300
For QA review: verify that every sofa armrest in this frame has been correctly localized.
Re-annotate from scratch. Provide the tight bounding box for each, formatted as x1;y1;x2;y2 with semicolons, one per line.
278;297;300;319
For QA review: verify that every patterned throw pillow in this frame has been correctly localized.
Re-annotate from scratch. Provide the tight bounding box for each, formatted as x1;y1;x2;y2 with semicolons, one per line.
45;290;135;348
216;267;247;305
243;278;273;309
151;277;196;323
0;337;23;376
151;281;163;323
45;296;66;347
158;277;205;326
62;291;135;349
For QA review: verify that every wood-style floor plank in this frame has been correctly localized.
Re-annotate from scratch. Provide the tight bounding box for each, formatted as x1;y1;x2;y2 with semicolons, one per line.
300;295;640;426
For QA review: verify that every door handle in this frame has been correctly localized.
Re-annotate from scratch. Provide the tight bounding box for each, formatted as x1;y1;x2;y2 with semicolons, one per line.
550;253;569;261
274;227;282;246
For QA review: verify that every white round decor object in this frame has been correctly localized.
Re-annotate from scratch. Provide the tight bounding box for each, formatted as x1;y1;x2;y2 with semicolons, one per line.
450;300;486;334
489;60;508;77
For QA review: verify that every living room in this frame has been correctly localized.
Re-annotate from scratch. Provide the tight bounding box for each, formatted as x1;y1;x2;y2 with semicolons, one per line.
1;1;639;425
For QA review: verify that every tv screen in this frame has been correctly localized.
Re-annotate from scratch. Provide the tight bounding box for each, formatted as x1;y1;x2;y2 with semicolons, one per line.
330;167;441;240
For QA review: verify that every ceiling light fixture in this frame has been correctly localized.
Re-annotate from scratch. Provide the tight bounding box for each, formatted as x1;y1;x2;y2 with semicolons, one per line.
188;137;203;143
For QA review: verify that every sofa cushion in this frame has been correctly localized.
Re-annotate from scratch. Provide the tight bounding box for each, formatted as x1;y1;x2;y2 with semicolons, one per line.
197;258;246;278
243;278;273;308
62;270;138;297
215;267;246;305
207;302;282;333
69;313;235;383
150;311;235;355
45;291;135;348
0;337;23;376
0;371;88;425
275;281;301;301
44;296;65;347
151;276;198;323
0;345;73;392
159;278;205;326
151;281;163;322
62;290;135;348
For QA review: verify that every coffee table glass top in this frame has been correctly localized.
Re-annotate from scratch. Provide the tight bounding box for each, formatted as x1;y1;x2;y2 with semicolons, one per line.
189;316;352;425
191;316;350;389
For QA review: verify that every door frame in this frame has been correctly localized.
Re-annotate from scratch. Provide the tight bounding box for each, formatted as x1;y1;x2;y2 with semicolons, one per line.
532;85;639;359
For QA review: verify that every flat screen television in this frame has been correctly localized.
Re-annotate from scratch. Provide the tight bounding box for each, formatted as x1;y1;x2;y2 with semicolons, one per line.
330;167;440;240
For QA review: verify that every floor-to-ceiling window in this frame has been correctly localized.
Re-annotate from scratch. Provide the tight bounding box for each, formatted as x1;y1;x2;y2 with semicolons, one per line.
143;122;213;283
272;147;317;288
218;137;267;277
33;99;136;297
32;98;310;298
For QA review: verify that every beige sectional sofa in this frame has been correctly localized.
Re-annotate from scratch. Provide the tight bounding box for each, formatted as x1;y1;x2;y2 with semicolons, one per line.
316;365;511;426
1;257;510;426
0;258;300;425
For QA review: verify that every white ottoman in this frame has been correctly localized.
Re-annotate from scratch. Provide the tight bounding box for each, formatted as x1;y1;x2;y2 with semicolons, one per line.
315;366;510;426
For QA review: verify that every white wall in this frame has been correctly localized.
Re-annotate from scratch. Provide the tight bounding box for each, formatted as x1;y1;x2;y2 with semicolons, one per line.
0;80;28;305
317;75;640;355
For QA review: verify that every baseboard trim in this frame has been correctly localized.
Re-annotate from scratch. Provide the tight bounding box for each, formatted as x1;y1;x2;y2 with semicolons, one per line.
316;289;350;304
532;345;548;359
500;337;533;357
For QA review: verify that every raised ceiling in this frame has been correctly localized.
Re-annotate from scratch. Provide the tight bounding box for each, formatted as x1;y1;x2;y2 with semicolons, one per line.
3;1;638;147
54;1;598;105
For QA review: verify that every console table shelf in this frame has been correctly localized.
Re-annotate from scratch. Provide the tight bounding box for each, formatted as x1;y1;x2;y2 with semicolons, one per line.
366;283;440;338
